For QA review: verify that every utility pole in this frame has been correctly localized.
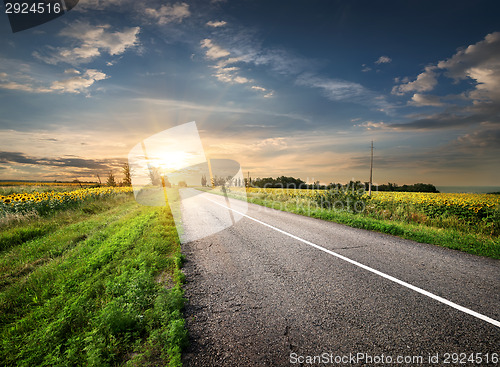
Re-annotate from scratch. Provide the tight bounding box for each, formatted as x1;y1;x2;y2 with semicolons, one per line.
369;140;374;196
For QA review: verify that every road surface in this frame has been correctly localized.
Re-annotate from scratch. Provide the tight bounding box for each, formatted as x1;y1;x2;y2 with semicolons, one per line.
179;189;499;366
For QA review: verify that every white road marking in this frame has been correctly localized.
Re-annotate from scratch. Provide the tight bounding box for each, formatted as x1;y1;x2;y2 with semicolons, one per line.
202;195;500;328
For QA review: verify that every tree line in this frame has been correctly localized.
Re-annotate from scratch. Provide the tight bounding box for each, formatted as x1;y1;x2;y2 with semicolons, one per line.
101;167;439;193
250;176;439;193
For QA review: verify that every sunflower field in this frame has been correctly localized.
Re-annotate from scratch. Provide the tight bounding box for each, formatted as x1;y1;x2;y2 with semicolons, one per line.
370;192;500;221
246;187;320;201
0;186;133;217
247;188;500;219
245;187;500;236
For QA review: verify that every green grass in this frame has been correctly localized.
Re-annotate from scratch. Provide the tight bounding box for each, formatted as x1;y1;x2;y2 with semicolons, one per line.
0;194;187;366
203;187;500;259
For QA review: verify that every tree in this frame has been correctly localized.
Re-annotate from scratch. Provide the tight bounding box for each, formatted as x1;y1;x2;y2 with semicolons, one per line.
149;166;161;186
376;182;439;192
213;176;226;186
252;176;307;189
122;163;132;186
345;180;365;193
388;182;398;191
201;174;207;187
106;171;116;187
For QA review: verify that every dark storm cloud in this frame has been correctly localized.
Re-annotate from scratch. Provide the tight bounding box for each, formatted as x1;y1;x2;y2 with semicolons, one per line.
454;127;500;150
388;112;500;130
0;151;122;170
0;151;39;165
349;142;499;172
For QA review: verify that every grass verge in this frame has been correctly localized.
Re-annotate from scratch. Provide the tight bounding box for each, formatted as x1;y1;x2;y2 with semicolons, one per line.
201;187;499;259
0;194;187;366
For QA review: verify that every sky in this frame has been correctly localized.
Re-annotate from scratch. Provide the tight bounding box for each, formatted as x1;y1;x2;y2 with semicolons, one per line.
0;0;499;186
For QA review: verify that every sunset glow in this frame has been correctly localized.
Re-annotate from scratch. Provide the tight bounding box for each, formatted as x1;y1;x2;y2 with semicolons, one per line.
0;1;499;189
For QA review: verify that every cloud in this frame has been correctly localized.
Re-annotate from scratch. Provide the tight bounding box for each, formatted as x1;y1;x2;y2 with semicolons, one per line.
392;66;438;95
409;93;444;107
296;74;389;110
238;47;310;75
375;56;391;64
0;151;39;165
0;62;54;93
199;28;316;92
137;96;312;132
0;151;114;170
250;85;274;97
233;76;250;84
0;81;48;93
392;32;500;131
60;23;140;55
296;74;366;101
209;65;253;85
50;69;108;94
388;110;500;130
206;20;227;27
253;137;288;151
438;32;500;103
362;56;390;72
355;121;388;130
251;86;266;92
144;2;190;25
201;39;256;86
34;22;140;65
454;125;500;150
200;38;231;59
76;0;135;11
209;138;288;155
208;28;313;75
394;32;500;103
214;57;242;69
0;67;107;94
356;124;499;179
212;67;237;82
64;68;81;75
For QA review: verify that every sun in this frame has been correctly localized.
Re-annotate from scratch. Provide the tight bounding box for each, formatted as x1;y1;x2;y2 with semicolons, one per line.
150;150;191;173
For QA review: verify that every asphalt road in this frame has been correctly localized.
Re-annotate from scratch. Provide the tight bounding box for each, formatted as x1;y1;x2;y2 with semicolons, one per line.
180;189;500;366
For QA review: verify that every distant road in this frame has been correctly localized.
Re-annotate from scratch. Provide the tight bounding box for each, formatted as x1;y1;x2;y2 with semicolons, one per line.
180;189;500;366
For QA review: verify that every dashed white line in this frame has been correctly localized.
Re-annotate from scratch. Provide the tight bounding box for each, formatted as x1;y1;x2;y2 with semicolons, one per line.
202;195;500;328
